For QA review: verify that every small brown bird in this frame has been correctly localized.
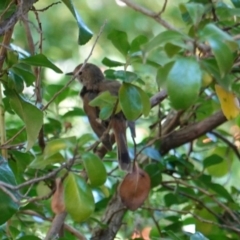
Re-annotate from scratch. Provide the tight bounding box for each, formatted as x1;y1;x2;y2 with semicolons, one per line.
68;63;131;171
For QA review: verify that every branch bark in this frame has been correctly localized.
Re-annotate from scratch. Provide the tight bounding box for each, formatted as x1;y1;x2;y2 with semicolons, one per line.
160;111;227;155
91;192;126;240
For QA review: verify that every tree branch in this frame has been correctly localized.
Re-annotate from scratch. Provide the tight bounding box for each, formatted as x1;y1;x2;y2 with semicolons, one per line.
160;111;227;155
91;192;126;240
0;0;37;36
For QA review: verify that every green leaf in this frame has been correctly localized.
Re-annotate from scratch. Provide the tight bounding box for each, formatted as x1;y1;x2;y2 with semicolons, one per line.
102;57;125;67
206;147;233;177
29;153;65;169
7;90;43;151
231;0;240;8
203;154;223;169
61;0;93;45
6;50;18;67
64;173;94;222
8;71;24;93
166;57;202;109
82;152;107;187
108;30;130;56
119;83;142;120
130;35;148;53
99;105;114;120
156;62;174;88
44;136;76;159
180;3;205;25
113;70;139;83
20;54;62;73
0;158;19;225
142;30;191;53
62;107;85;118
164;43;181;58
144;163;163;188
89;91;117;108
208;183;234;202
17;236;41;240
137;87;151;117
11;65;35;87
208;39;233;78
0;0;16;20
200;23;237;50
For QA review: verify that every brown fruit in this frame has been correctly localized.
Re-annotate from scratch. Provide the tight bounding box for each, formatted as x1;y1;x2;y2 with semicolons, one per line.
51;178;65;214
119;163;151;211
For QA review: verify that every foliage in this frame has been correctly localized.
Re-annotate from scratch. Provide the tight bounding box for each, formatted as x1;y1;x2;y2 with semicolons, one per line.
0;0;240;239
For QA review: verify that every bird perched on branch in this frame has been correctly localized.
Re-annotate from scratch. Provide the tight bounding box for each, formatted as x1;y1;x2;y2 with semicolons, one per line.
67;63;132;171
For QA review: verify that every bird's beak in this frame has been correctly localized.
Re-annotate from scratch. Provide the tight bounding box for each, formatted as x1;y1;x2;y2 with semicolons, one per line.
65;72;73;76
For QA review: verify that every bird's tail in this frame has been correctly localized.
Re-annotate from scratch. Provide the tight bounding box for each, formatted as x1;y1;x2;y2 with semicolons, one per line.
111;117;131;171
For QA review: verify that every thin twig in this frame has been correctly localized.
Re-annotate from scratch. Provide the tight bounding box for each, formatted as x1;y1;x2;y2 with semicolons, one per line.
158;0;168;15
120;0;175;30
163;179;240;224
0;185;19;203
32;2;61;12
210;130;240;160
0;126;25;147
142;207;240;234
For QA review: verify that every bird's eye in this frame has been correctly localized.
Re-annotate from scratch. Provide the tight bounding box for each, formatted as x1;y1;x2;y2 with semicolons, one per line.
79;71;82;75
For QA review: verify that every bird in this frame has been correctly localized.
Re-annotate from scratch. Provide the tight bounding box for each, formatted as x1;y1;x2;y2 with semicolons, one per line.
67;63;132;171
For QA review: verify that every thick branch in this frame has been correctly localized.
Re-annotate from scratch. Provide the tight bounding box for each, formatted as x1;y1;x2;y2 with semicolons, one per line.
44;212;67;240
91;192;126;240
0;0;37;36
160;111;227;155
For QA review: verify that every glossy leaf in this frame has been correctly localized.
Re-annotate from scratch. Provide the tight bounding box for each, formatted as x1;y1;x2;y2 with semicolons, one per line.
142;30;191;53
215;84;240;120
11;65;35;86
64;173;94;222
82;152;107;187
8;71;24;93
0;0;16;20
108;30;130;56
130;35;148;53
89;91;117;120
119;83;142;120
206;147;233;177
231;0;240;8
29;153;65;169
208;183;233;202
167;57;202;109
7;90;43;151
20;54;62;73
0;159;19;225
61;0;93;45
209;39;233;78
6;50;18;67
102;57;125;67
112;70;139;83
89;91;117;108
180;3;205;25
44;136;76;159
203;154;223;169
144;163;163;188
137;87;151;117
